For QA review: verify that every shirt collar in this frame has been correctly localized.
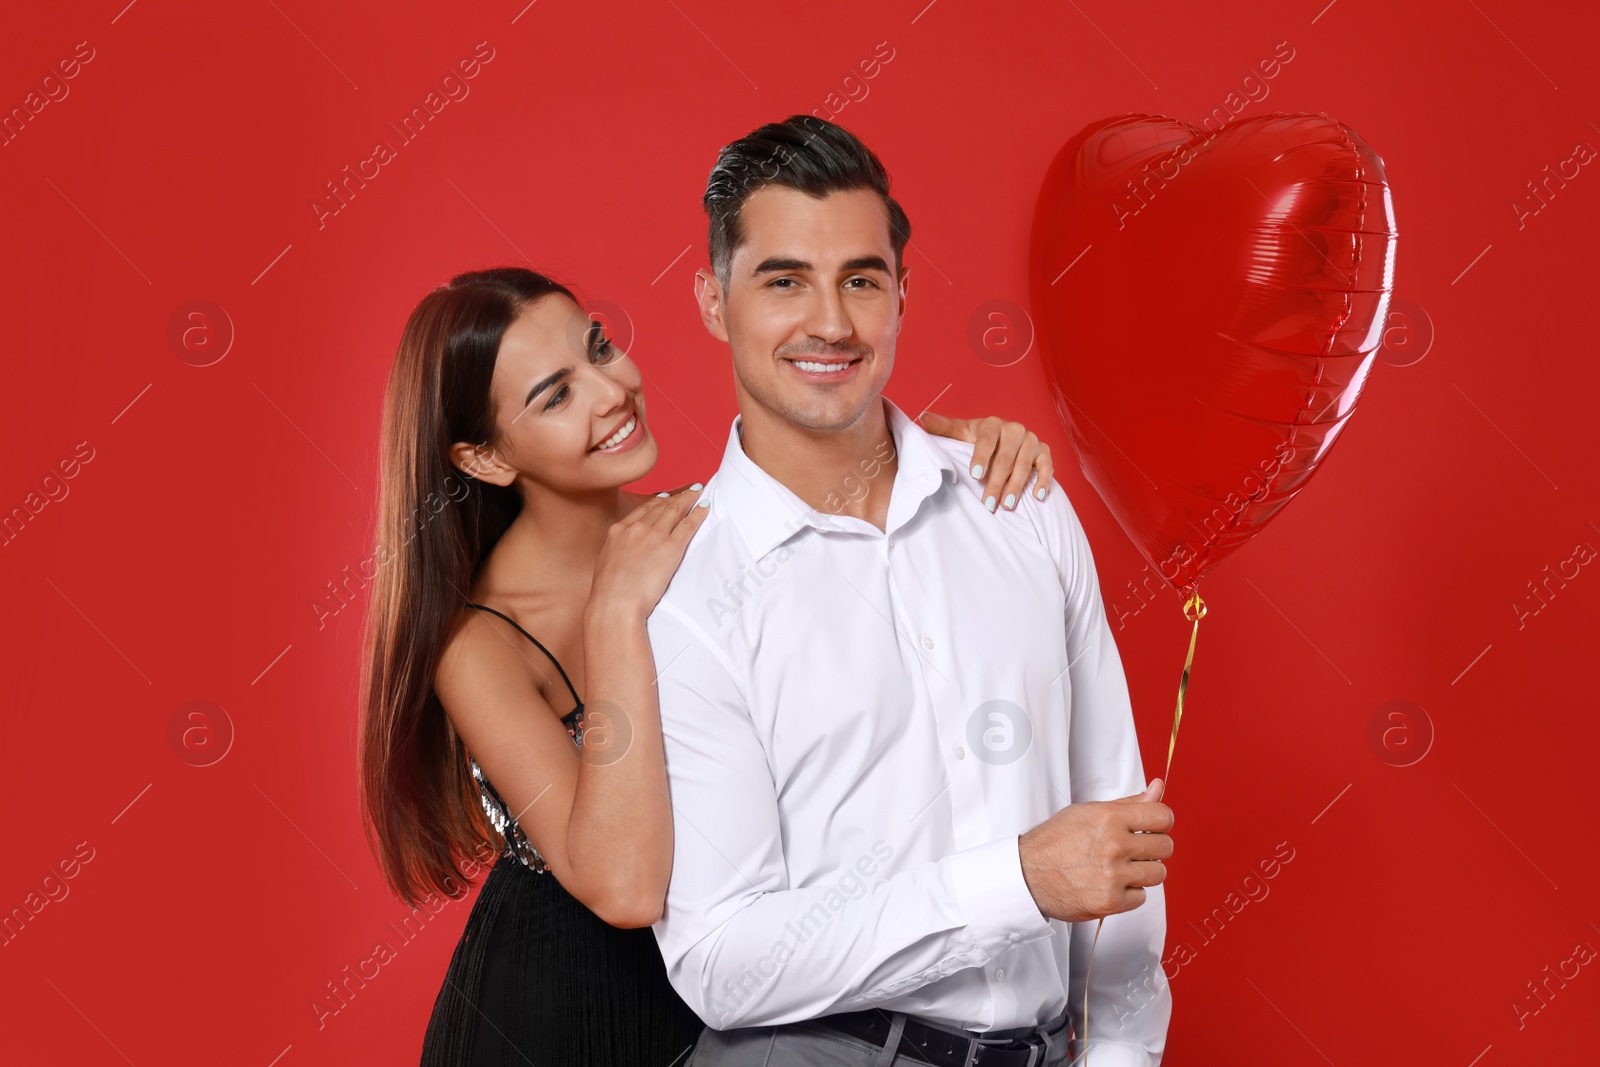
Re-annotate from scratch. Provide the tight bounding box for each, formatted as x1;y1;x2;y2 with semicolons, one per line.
711;397;961;561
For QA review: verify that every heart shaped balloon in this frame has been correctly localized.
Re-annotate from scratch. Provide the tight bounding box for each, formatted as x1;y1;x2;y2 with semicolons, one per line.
1029;113;1397;600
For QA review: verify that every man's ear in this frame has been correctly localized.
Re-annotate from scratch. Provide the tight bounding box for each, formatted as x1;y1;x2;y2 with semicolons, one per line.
694;268;731;343
896;265;910;318
448;440;519;488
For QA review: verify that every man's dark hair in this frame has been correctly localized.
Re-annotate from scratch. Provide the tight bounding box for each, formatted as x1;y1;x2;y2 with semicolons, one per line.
703;115;912;290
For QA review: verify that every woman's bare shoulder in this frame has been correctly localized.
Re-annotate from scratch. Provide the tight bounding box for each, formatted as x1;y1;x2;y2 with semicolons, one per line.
435;606;553;722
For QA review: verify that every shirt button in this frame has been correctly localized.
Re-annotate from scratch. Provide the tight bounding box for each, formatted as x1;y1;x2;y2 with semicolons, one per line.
1008;933;1022;943
954;745;965;759
994;968;1006;981
921;635;935;650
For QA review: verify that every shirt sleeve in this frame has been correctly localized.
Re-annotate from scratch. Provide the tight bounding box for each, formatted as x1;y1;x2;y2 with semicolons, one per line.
646;598;1055;1031
1035;481;1172;1065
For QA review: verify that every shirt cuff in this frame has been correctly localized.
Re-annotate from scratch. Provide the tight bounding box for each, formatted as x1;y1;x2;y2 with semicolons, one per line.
947;834;1055;952
1073;1040;1158;1067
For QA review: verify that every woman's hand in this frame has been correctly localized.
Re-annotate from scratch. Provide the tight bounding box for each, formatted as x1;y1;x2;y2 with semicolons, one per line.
587;485;710;622
918;412;1055;512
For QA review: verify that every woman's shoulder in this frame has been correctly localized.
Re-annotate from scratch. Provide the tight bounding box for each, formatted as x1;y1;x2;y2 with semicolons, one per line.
436;603;550;705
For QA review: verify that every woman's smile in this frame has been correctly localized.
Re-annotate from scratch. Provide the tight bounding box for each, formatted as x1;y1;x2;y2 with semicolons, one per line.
590;406;647;455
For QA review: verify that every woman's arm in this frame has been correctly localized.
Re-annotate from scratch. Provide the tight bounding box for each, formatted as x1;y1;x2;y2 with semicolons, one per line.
918;412;1055;513
436;488;709;928
560;597;676;922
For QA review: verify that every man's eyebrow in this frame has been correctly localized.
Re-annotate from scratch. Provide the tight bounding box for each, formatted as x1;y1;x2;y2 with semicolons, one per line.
750;254;892;277
523;367;571;408
751;256;810;276
840;255;892;274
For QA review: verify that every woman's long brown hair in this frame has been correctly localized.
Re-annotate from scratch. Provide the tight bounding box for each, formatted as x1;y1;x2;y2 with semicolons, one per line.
358;267;577;907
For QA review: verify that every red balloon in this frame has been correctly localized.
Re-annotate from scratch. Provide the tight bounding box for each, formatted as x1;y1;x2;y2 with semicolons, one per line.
1029;113;1397;601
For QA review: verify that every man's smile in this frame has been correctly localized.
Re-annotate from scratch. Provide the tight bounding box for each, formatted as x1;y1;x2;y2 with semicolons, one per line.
781;354;865;382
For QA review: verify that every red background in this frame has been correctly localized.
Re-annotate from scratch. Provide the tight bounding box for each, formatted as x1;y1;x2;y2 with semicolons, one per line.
3;1;1596;1063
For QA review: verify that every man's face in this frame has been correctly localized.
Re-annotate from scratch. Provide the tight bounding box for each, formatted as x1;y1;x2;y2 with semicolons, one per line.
702;185;907;434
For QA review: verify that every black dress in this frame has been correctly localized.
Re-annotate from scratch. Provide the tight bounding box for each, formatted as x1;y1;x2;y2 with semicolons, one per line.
420;603;705;1067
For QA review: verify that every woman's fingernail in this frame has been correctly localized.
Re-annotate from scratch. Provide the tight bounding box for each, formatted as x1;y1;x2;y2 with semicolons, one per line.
690;482;704;490
984;495;996;512
1035;486;1046;499
656;491;670;497
696;498;711;508
1004;493;1016;509
971;464;984;478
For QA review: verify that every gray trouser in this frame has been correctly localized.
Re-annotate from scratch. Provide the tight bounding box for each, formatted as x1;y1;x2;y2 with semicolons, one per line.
691;1010;1074;1066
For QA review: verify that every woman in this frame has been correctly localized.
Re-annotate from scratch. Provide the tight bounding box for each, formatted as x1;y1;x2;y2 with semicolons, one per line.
357;266;1055;1066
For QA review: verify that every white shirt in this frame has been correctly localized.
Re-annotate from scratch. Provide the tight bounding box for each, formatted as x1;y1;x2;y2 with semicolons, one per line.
646;397;1170;1066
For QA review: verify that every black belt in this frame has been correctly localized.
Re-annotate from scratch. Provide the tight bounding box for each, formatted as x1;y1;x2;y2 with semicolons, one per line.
808;1008;1071;1066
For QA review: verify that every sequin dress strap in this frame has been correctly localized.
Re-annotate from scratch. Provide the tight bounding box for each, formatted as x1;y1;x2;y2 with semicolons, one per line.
468;603;583;720
465;602;584;873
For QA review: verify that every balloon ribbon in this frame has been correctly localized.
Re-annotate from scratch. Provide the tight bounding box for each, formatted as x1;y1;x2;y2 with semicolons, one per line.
1077;591;1205;1065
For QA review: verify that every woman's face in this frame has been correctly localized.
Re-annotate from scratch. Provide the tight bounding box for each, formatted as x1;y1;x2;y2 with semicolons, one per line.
457;293;658;493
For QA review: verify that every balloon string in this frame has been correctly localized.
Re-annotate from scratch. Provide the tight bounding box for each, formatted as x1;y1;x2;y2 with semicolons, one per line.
1080;915;1105;1065
1164;591;1207;788
1077;591;1205;1066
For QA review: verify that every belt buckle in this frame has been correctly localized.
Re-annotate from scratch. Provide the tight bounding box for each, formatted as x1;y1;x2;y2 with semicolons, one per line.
969;1032;1046;1067
1032;1020;1058;1065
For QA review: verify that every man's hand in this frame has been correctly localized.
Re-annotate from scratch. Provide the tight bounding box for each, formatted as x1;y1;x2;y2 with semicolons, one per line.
1018;778;1173;923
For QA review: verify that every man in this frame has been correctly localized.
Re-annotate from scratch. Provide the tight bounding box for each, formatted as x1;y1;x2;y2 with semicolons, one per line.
646;115;1174;1066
